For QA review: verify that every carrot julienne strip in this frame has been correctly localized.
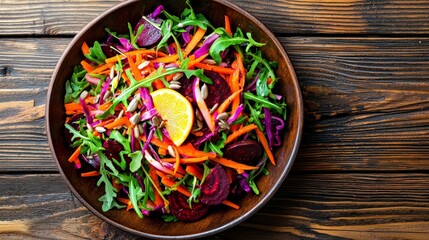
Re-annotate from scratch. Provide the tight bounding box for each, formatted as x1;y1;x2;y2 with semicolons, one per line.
225;124;258;144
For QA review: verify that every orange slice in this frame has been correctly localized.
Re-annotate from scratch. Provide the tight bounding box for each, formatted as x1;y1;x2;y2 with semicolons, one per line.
151;88;194;146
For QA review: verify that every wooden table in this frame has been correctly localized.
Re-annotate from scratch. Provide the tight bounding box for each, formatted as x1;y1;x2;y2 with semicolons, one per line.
1;0;429;239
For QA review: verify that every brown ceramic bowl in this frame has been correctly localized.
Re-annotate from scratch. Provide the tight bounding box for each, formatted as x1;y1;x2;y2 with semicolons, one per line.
46;0;303;238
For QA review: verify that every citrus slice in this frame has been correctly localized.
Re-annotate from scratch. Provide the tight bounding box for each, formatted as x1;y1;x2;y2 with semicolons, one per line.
151;88;194;146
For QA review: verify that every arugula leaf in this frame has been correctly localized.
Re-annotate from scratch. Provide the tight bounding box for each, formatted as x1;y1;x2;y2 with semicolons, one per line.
129;151;143;173
256;68;270;97
129;179;144;218
84;41;107;65
97;153;119;212
201;162;210;185
109;130;131;153
162;214;178;222
244;92;284;115
187;176;201;208
64;66;88;103
105;28;129;39
128;22;145;50
209;31;265;64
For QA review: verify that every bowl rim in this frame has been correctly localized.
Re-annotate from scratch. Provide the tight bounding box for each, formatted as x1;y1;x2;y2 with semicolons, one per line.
46;0;303;238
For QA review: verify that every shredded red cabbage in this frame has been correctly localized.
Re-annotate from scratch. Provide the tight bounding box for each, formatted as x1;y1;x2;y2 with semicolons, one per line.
263;107;274;148
182;26;193;44
79;97;93;124
99;77;112;105
85;74;101;85
118;38;134;52
150;5;164;19
194;33;220;58
227;104;244;125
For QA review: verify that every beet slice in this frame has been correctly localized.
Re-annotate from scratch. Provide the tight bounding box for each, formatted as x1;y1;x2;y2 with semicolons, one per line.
177;76;194;104
203;71;231;108
168;191;209;222
134;17;162;47
224;140;263;166
103;139;123;161
199;164;230;205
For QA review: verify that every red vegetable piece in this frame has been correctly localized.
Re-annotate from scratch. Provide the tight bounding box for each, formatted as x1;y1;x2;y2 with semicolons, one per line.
199;164;230;205
203;71;231;108
168;191;209;222
224;140;263;166
135;17;162;47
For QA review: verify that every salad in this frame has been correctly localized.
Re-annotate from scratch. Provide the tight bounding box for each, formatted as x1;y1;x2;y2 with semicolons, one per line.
64;0;286;222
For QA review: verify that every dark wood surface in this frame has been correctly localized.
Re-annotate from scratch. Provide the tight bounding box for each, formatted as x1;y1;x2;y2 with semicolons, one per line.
1;0;428;239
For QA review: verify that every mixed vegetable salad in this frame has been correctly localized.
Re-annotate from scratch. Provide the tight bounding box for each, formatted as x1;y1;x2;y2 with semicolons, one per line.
64;0;286;222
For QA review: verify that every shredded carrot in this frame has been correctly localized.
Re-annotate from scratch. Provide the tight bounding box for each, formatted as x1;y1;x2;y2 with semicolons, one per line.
225;124;258;144
185;165;204;180
65;102;83;113
81;42;90;55
162;156;209;164
149;165;164;207
81;170;100;177
188;54;209;68
98;102;113;111
90;64;110;75
104;50;168;64
212;157;259;171
128;56;143;80
81;60;94;72
152;54;179;63
225;168;234;184
136;52;142;65
104;117;131;129
255;128;276;165
230;68;240;113
158;147;168;156
112;178;122;192
222;200;240;209
117;197;133;211
194;62;235;75
152;79;165;89
68;145;81;163
161;177;191;197
225;15;232;36
178;143;217;159
184;27;206;57
235;52;246;90
216;89;243;114
172;145;180;175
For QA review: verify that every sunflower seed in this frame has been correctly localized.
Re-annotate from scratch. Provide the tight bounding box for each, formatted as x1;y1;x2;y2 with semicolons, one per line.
195;109;203;122
103;91;112;101
127;96;140;112
172;73;183;81
216;112;229;121
197;119;203;129
168;145;176;157
110;66;115;79
134;126;140;138
80;90;89;99
170;80;181;86
219;119;230;130
178;22;184;28
86;123;93;132
138;124;144;135
117;109;124;120
169;83;181;90
111;75;119;89
94;94;100;104
95;126;107;133
138;61;150;70
209;103;219;114
201;84;208;100
152;116;161;128
202;59;217;65
129;113;141;125
146;54;154;59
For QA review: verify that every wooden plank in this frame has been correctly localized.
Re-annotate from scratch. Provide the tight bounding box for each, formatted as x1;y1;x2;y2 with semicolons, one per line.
0;173;428;239
1;37;429;172
1;0;429;35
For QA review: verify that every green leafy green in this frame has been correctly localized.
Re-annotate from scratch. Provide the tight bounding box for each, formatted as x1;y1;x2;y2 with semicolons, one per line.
84;41;107;65
64;66;89;103
209;32;265;64
129;151;143;173
129;179;144;218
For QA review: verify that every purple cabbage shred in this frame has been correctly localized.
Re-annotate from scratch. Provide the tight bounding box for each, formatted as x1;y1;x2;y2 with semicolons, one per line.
263;108;274;148
79;97;93;124
194;34;220;58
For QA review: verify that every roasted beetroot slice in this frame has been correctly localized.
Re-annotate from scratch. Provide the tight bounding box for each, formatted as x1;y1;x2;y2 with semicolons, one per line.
224;140;263;166
200;164;230;205
203;71;231;108
103;139;123;161
135;17;162;47
177;76;194;104
168;191;209;222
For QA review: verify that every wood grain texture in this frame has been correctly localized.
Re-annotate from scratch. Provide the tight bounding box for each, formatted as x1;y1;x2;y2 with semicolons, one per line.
1;0;429;36
1;37;429;172
0;173;428;239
